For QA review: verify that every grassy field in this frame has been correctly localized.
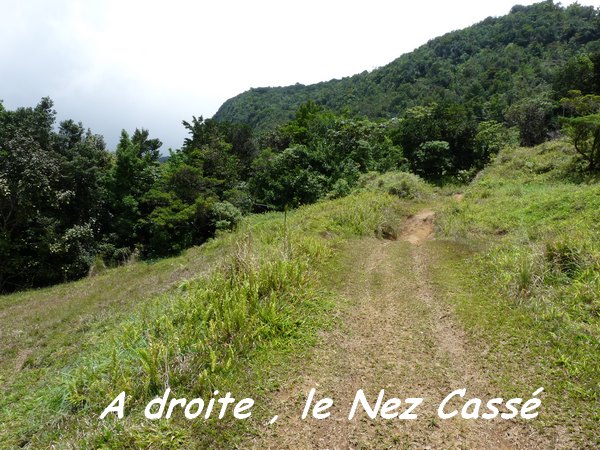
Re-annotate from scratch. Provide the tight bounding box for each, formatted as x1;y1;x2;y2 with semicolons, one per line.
1;140;598;447
435;140;600;445
0;189;419;448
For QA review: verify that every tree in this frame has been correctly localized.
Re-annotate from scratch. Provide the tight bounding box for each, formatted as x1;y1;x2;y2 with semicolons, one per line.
505;96;556;146
473;120;520;163
0;130;60;290
559;90;600;171
140;194;216;258
136;116;250;258
561;114;600;171
390;101;477;177
553;54;595;98
559;91;600;116
0;98;113;291
249;146;327;210
590;51;600;94
181;116;242;194
108;129;161;252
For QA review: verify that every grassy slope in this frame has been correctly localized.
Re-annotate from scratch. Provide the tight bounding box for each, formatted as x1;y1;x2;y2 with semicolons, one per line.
0;243;222;447
435;140;599;445
1;142;598;447
0;246;220;384
0;190;421;448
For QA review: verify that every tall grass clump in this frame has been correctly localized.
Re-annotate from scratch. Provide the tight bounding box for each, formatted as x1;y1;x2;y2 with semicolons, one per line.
67;236;318;408
478;231;599;406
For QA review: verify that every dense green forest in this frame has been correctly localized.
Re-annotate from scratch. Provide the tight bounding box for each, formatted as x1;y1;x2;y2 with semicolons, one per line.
2;0;600;294
214;1;600;132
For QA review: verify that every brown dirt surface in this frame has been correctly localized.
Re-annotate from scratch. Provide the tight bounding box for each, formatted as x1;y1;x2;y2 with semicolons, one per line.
249;210;552;449
400;209;435;245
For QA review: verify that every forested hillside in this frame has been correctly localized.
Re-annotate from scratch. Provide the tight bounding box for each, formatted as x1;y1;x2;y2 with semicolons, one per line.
3;0;600;295
214;1;600;132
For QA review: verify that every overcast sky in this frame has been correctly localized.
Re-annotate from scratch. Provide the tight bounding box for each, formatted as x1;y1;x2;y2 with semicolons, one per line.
1;0;599;151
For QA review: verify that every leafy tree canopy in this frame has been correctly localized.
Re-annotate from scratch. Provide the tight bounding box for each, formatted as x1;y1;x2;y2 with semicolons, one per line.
214;2;600;133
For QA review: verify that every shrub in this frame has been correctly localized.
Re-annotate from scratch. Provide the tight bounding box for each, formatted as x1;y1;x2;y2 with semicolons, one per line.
358;171;432;200
210;201;242;232
474;120;520;163
413;140;452;178
327;178;351;199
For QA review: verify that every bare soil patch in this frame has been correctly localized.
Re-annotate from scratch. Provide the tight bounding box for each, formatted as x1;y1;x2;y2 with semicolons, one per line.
400;209;435;245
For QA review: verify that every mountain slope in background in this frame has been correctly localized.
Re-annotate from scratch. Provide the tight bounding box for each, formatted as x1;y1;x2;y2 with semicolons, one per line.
213;1;600;131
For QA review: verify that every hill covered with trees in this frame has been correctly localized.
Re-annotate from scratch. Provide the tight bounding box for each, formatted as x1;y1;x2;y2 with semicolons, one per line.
3;0;600;294
214;1;600;133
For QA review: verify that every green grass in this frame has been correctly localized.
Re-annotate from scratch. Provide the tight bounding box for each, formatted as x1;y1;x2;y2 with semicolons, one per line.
434;141;600;445
2;141;598;447
0;191;415;448
0;246;221;382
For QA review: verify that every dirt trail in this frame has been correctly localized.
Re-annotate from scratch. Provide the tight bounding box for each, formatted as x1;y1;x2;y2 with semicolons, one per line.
399;209;435;245
251;211;546;449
